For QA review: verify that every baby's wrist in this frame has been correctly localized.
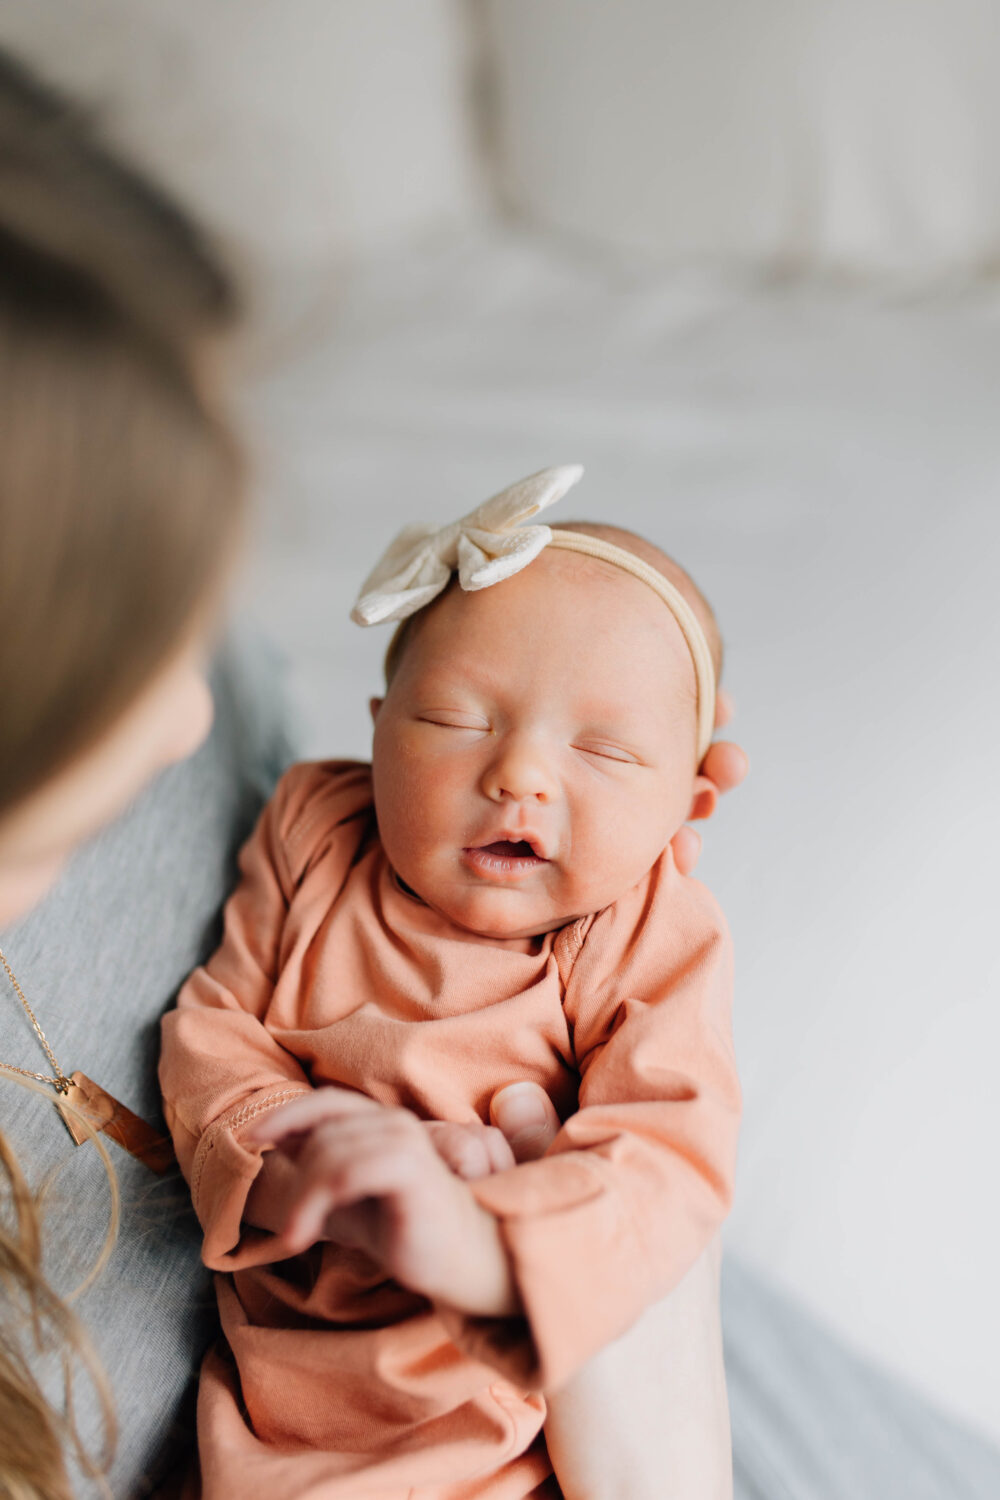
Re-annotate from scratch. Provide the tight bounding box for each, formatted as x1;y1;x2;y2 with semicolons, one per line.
431;1203;521;1320
244;1147;299;1237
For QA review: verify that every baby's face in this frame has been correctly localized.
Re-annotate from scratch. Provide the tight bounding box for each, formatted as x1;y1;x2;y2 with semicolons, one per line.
371;548;701;941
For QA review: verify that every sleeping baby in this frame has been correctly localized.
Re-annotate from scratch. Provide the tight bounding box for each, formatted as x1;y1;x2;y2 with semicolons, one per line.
160;465;741;1499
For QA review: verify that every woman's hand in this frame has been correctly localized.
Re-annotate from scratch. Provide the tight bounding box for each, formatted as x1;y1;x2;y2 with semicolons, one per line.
671;689;748;877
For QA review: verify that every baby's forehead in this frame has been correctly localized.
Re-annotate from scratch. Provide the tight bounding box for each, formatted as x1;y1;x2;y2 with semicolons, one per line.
438;546;658;628
479;545;691;638
417;553;697;705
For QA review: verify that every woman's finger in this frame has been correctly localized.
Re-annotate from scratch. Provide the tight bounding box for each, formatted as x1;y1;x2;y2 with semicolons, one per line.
489;1083;561;1162
699;739;749;795
671;824;702;878
714;687;735;730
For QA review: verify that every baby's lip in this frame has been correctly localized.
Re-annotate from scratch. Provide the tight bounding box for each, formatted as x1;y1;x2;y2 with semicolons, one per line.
467;829;552;862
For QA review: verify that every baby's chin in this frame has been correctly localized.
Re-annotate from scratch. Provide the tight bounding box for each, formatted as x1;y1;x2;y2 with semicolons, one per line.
421;882;580;943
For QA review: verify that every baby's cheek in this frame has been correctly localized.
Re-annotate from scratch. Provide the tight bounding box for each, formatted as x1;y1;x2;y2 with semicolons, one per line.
415;755;466;802
404;767;464;857
598;790;648;852
379;757;461;879
564;811;626;895
572;797;666;900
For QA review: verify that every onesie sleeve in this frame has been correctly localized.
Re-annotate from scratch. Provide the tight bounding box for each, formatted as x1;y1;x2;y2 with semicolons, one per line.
440;851;740;1392
159;760;373;1271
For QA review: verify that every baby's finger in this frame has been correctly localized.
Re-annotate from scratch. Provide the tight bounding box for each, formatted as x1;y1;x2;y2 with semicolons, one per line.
244;1086;380;1147
426;1121;517;1179
285;1181;340;1253
283;1129;408;1251
425;1122;490;1180
481;1125;517;1174
316;1142;439;1220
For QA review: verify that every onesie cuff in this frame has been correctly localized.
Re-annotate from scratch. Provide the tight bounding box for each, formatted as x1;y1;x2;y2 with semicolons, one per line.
438;1153;657;1393
190;1084;314;1271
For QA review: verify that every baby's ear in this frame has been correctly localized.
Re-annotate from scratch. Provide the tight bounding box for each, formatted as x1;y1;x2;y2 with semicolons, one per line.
687;774;718;823
369;697;383;725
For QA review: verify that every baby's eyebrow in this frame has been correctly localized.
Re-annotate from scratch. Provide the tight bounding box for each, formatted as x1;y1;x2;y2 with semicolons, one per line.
410;670;486;698
579;686;695;740
411;662;505;698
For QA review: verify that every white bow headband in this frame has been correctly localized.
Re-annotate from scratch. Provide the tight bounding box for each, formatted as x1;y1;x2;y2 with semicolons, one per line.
352;466;717;761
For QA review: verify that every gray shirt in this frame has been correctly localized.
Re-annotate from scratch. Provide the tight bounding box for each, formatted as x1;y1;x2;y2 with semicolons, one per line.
0;640;293;1497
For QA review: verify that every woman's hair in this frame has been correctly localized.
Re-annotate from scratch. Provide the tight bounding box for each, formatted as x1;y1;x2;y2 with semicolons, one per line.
0;47;246;1497
0;47;245;817
0;1084;120;1500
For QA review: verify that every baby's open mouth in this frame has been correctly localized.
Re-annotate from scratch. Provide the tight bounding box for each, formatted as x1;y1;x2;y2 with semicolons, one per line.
479;839;539;859
461;837;549;879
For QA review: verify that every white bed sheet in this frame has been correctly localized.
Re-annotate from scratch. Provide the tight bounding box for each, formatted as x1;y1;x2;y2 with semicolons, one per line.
238;230;1000;1444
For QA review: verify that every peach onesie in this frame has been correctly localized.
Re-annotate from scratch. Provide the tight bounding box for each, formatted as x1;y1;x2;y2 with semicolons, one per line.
159;760;741;1500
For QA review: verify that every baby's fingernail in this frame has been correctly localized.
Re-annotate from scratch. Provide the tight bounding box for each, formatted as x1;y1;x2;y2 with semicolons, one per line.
492;1084;549;1136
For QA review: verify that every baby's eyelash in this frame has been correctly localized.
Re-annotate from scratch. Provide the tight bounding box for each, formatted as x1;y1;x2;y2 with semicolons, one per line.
419;712;490;731
573;742;640;764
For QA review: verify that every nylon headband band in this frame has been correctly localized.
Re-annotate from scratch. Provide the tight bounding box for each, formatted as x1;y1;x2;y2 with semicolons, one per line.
546;530;717;762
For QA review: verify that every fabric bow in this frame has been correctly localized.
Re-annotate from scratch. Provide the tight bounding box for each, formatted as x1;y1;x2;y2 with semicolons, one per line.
351;465;584;626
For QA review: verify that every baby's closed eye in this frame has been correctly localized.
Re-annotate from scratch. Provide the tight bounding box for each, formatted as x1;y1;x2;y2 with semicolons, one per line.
572;740;644;765
418;709;491;730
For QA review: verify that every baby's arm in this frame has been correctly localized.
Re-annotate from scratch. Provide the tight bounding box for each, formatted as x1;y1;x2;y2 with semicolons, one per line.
438;1088;733;1500
544;1243;731;1500
159;763;378;1272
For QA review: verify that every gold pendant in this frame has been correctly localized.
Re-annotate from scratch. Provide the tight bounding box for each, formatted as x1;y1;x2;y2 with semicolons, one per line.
59;1071;175;1175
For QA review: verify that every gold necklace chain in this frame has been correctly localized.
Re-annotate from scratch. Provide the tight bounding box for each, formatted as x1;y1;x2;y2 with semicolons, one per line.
0;943;175;1172
0;943;73;1094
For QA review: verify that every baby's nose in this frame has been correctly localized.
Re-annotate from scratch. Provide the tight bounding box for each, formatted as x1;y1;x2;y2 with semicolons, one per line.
481;736;557;805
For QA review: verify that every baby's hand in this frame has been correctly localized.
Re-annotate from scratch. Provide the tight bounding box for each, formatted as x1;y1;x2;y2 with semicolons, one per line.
424;1119;516;1179
245;1087;522;1318
426;1083;565;1178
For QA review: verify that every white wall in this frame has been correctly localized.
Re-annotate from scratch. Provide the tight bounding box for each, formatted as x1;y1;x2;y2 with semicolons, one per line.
484;0;1000;273
0;0;482;284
